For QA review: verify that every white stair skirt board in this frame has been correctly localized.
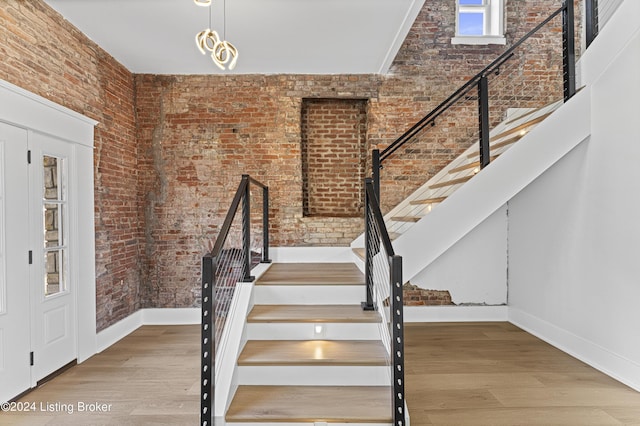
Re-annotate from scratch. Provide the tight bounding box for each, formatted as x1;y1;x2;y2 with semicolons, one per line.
509;308;640;393
253;285;364;305
216;282;255;420
246;322;380;340
404;305;508;322
237;366;390;386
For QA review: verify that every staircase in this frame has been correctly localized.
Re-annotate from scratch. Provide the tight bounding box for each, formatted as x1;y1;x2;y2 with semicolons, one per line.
352;99;562;256
225;262;394;425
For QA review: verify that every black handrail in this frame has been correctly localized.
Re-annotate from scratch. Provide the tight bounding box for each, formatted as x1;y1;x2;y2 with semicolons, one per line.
379;4;568;164
363;178;405;426
200;174;270;426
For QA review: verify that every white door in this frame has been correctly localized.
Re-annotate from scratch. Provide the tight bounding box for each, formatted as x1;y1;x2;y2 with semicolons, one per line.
29;132;77;383
0;122;31;403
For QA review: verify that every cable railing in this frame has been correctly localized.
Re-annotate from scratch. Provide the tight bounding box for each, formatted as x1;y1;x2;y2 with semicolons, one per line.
362;178;405;426
586;0;625;47
200;174;270;426
372;1;578;209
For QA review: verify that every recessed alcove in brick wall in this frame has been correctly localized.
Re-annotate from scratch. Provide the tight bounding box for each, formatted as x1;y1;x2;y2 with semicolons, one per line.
301;98;368;218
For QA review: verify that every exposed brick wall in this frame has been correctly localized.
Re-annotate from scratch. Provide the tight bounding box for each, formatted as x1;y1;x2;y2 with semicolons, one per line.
1;0;584;320
134;75;379;307
301;99;368;217
0;1;141;331
403;283;455;307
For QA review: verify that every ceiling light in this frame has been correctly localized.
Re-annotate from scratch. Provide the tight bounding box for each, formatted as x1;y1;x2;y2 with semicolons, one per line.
194;0;238;70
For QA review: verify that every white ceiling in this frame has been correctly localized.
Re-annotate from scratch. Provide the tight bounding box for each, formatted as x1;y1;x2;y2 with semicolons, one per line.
44;0;425;75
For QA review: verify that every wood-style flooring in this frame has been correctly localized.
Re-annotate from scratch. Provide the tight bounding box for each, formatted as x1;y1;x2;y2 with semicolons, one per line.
2;322;640;425
405;322;640;425
0;325;200;426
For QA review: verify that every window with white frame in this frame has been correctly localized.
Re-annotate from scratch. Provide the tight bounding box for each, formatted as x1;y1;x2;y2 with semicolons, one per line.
452;0;505;45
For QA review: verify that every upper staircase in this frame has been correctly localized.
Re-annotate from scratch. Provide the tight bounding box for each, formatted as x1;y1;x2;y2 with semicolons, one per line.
358;99;562;247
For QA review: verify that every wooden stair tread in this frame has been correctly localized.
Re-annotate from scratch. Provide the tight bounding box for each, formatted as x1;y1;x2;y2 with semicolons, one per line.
491;134;523;150
429;174;473;189
248;304;381;323
226;385;392;423
352;247;365;260
467;112;553;159
410;196;447;205
390;215;421;223
467;135;522;159
449;156;499;173
490;111;552;141
238;340;388;366
256;263;364;286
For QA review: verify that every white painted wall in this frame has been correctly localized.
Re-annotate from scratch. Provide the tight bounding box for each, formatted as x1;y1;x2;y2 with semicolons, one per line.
508;0;640;391
410;205;508;305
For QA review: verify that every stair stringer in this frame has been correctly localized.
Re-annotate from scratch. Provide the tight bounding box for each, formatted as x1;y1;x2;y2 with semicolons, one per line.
395;86;592;283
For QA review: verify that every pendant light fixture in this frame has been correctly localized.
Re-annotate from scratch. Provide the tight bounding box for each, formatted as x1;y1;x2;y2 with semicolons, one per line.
194;0;238;70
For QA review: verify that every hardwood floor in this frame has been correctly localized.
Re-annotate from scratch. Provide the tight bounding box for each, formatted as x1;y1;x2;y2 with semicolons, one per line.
2;322;639;425
405;322;640;425
1;325;200;425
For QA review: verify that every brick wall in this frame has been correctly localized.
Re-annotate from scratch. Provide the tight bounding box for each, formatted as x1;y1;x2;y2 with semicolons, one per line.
0;1;141;331
134;75;379;307
302;98;368;217
0;0;581;322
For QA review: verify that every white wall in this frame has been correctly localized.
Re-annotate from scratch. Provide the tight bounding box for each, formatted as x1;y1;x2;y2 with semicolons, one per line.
508;0;640;391
410;205;508;305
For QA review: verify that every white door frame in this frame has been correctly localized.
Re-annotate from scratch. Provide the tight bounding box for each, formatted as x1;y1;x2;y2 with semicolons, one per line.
0;122;31;402
0;79;98;364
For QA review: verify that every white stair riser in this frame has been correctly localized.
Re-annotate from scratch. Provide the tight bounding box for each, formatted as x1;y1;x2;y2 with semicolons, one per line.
226;423;392;426
237;365;389;386
245;322;381;340
253;285;364;305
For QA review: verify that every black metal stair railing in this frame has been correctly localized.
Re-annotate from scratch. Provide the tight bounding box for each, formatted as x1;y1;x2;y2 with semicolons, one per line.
362;178;405;426
200;174;271;426
372;0;581;203
586;0;625;47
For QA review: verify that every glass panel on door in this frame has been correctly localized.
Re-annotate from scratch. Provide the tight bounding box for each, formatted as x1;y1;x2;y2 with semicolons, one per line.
42;156;67;297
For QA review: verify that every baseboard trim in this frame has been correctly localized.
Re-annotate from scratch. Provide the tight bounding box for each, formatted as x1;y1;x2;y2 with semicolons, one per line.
404;305;508;322
143;307;201;325
509;307;640;392
96;308;200;353
96;310;144;353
